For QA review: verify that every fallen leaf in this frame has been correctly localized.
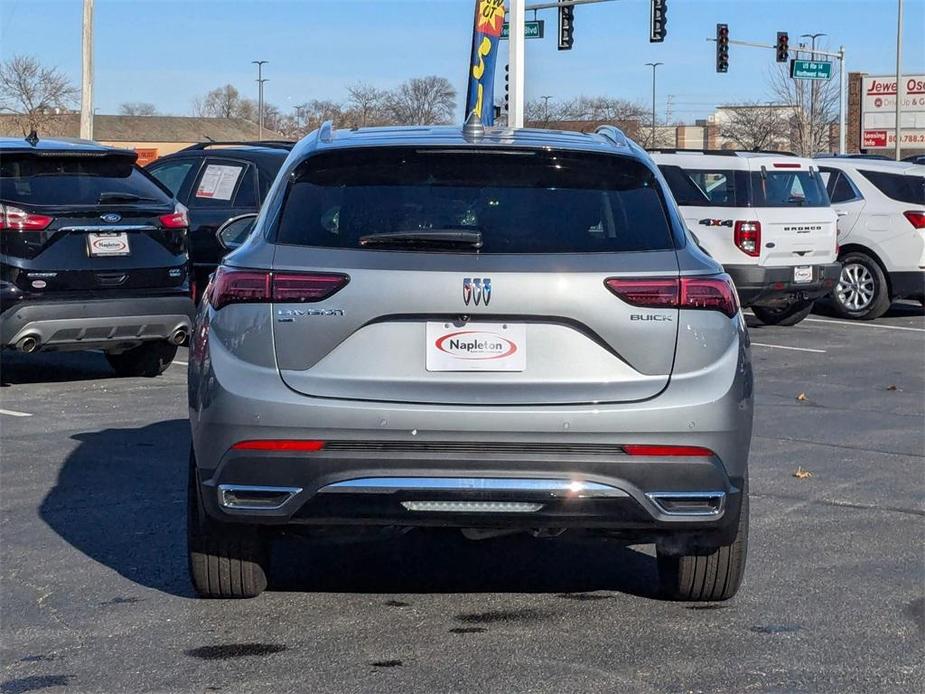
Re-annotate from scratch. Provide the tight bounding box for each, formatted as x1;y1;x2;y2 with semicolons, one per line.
793;466;813;480
886;384;900;391
796;392;808;401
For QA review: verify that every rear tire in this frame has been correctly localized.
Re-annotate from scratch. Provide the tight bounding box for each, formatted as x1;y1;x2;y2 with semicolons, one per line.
187;451;270;598
106;341;177;377
832;252;892;320
656;484;749;602
751;299;814;326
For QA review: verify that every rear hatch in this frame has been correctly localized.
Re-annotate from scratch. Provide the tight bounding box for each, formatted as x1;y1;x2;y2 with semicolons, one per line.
746;160;837;267
0;150;188;295
267;146;681;406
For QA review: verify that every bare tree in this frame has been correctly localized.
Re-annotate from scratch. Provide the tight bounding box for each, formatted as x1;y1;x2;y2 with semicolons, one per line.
385;76;456;125
0;55;77;134
119;101;158;116
345;82;388;127
767;55;840;155
717;102;794;151
193;84;245;119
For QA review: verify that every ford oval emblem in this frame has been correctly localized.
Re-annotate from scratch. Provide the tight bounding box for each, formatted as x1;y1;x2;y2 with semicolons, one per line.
101;213;122;224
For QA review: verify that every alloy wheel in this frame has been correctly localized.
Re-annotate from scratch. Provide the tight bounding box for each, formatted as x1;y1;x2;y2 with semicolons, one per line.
836;262;875;311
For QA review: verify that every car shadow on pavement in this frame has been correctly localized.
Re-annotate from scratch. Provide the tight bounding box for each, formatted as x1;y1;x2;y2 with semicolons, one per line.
811;298;924;319
1;350;116;386
39;419;196;598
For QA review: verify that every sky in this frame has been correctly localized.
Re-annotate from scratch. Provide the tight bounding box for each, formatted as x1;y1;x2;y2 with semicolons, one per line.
1;0;923;124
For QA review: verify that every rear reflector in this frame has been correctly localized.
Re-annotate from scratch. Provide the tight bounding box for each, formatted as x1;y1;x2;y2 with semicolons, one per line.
623;445;715;457
605;275;739;318
400;501;543;513
209;267;349;310
903;211;925;229
231;440;326;452
734;221;761;257
0;204;53;232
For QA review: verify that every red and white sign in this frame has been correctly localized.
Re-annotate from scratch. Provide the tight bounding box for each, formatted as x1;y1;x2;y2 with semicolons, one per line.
861;74;925;149
863;130;888;148
425;322;526;372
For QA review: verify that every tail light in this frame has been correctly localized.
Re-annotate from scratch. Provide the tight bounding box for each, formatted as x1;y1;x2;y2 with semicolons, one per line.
159;203;189;229
734;221;761;256
623;445;715;457
231;440;326;452
606;274;739;318
0;204;53;231
209;266;349;310
903;211;925;229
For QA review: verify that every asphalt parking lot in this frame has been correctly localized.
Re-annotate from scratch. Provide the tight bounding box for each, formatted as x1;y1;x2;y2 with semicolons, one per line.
1;304;923;694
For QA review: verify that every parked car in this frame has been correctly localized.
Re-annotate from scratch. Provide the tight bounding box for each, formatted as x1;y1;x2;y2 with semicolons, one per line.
187;122;753;601
901;154;925;166
815;158;925;319
0;136;193;376
145;141;293;295
652;149;839;326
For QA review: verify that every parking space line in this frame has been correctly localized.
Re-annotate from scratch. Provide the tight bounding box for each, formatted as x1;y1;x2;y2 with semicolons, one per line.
0;408;33;417
802;318;925;333
751;342;827;354
171;360;188;367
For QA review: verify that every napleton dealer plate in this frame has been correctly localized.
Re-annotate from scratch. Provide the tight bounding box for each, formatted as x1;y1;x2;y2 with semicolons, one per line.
425;322;526;372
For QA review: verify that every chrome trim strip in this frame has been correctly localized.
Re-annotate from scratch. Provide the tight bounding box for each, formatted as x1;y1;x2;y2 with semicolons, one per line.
318;477;627;498
59;225;157;232
645;491;726;517
218;484;302;510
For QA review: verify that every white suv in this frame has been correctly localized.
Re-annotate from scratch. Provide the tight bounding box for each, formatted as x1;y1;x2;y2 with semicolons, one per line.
815;158;925;319
653;150;839;326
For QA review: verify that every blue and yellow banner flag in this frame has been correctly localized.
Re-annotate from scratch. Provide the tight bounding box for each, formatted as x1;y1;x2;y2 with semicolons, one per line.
464;0;505;126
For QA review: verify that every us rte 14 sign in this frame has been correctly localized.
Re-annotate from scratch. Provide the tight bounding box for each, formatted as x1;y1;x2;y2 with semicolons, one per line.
790;59;833;81
500;20;545;40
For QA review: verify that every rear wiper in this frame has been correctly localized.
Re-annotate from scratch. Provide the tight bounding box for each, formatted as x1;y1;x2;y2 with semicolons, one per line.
359;230;483;249
97;192;159;204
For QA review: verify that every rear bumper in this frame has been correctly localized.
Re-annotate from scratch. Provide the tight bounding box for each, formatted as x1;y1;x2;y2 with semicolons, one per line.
0;295;195;350
726;262;841;307
890;270;925;300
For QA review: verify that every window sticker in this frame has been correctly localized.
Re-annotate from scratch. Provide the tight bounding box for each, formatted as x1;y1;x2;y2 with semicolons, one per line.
195;164;242;200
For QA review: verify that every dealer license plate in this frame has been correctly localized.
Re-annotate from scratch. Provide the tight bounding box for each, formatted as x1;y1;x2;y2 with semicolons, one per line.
87;232;131;257
426;322;526;372
793;265;813;284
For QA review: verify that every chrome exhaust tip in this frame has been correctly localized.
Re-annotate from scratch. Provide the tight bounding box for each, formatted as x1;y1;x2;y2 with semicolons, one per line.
218;484;301;510
170;328;188;345
646;491;726;517
16;335;39;353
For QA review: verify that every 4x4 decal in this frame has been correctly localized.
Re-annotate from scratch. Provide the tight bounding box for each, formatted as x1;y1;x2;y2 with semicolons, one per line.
698;219;734;227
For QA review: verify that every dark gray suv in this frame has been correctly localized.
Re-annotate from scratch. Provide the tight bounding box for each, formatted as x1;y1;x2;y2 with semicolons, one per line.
187;122;753;600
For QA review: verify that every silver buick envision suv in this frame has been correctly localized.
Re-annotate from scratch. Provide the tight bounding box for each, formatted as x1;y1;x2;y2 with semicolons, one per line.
187;122;753;600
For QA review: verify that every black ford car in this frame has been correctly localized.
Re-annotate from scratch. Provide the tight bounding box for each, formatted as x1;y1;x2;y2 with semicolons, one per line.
0;136;194;376
145;141;292;295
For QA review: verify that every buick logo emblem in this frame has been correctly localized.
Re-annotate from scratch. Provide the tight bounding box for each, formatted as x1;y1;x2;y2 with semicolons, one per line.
463;278;491;306
100;213;122;223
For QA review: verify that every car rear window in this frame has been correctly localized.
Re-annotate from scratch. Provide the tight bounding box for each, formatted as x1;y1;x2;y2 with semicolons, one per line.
275;148;675;253
749;170;829;207
0;154;172;207
858;169;925;205
659;166;748;207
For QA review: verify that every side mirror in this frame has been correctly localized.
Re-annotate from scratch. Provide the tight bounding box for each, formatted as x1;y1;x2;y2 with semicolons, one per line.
216;213;258;252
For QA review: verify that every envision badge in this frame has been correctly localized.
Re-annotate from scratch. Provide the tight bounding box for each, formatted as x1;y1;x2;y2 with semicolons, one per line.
101;213;122;224
463;278;491;306
276;308;344;322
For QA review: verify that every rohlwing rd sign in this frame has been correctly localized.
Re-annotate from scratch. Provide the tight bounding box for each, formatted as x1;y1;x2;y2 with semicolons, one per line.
790;60;832;80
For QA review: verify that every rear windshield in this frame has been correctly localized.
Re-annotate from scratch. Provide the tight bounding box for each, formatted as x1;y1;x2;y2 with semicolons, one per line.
0;154;172;207
858;170;925;205
275;148;675;253
749;170;829;207
658;166;748;207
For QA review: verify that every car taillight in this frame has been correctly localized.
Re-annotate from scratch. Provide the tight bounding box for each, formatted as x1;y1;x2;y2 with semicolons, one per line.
903;211;925;229
605;274;739;318
734;221;761;256
231;439;326;452
209;267;349;310
623;445;715;457
0;204;53;231
159;203;189;229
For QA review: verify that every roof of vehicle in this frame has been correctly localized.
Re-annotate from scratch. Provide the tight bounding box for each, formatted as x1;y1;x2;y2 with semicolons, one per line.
815;158;925;175
649;148;815;170
291;123;646;159
0;135;136;157
152;140;294;171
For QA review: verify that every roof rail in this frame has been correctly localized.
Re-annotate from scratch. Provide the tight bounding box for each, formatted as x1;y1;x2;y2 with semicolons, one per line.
595;125;629;148
647;147;798;157
318;120;335;144
179;140;295;152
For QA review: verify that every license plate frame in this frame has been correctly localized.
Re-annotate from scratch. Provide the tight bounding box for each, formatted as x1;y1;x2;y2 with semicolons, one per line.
87;232;131;257
425;322;526;372
793;265;813;284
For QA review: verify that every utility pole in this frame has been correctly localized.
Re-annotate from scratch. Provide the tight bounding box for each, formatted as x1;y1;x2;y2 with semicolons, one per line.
895;0;904;160
801;33;826;154
508;0;526;128
645;62;662;147
252;60;268;140
540;95;553;125
79;0;94;140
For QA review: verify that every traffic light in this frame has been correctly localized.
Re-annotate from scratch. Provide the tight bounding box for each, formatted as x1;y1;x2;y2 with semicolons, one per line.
775;31;789;62
558;2;574;51
504;63;510;113
716;23;729;73
649;0;667;43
